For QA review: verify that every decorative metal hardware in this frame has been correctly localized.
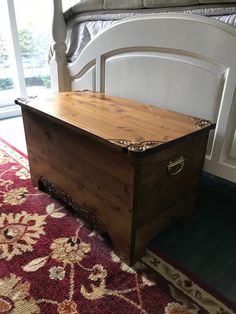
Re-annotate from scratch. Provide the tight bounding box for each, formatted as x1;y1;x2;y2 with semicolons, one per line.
108;139;164;152
15;95;38;105
76;89;91;93
189;115;212;129
38;176;106;233
167;156;185;176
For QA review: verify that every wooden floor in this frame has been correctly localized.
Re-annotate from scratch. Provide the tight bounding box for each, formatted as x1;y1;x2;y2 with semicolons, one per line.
1;115;235;307
149;189;236;306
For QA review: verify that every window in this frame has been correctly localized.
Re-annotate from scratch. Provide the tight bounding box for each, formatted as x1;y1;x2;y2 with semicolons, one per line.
0;0;53;119
0;0;75;119
15;0;53;96
0;0;22;119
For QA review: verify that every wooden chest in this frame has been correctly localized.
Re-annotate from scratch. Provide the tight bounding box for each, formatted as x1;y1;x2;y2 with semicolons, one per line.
16;92;215;265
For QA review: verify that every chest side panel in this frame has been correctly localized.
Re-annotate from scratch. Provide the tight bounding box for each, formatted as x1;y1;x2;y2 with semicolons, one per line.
22;108;135;258
133;131;209;257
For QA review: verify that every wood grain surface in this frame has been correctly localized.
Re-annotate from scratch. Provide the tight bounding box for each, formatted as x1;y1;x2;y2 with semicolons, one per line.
16;92;215;155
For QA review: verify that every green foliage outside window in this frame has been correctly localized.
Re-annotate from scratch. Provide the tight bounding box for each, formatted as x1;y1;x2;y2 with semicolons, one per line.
0;35;8;65
0;75;50;90
0;78;13;90
18;29;35;54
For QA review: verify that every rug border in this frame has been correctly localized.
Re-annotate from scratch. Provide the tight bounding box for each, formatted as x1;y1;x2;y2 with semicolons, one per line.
0;137;29;171
0;137;28;159
144;247;235;313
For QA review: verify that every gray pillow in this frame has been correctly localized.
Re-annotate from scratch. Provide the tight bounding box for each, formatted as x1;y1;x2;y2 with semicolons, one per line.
103;0;143;9
199;0;236;3
144;0;198;8
70;0;104;13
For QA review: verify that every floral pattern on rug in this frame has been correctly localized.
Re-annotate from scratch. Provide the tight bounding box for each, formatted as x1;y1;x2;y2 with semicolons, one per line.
0;274;40;313
0;139;206;313
0;211;46;260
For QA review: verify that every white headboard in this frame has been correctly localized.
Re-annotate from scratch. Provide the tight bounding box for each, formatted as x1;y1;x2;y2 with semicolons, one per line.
50;13;236;182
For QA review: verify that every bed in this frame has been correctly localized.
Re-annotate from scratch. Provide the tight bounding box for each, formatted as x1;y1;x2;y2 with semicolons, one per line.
49;0;236;183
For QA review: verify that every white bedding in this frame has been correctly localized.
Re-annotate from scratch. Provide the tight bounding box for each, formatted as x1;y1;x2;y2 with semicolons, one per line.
66;12;236;62
49;2;236;62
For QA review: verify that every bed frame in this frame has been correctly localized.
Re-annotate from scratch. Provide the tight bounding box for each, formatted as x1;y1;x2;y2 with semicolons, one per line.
50;0;236;183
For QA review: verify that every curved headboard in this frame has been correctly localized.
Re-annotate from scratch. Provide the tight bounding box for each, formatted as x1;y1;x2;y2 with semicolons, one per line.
56;14;236;181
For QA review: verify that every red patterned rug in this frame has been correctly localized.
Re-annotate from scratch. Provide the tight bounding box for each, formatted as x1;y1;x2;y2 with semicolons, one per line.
0;138;225;314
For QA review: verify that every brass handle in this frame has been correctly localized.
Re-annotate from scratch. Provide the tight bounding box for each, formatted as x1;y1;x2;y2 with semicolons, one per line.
167;156;185;176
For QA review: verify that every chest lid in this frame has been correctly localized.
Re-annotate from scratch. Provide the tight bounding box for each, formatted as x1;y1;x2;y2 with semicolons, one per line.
16;91;215;156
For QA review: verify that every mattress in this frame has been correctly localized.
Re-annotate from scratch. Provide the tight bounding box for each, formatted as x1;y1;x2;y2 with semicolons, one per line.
66;13;236;62
50;3;236;63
